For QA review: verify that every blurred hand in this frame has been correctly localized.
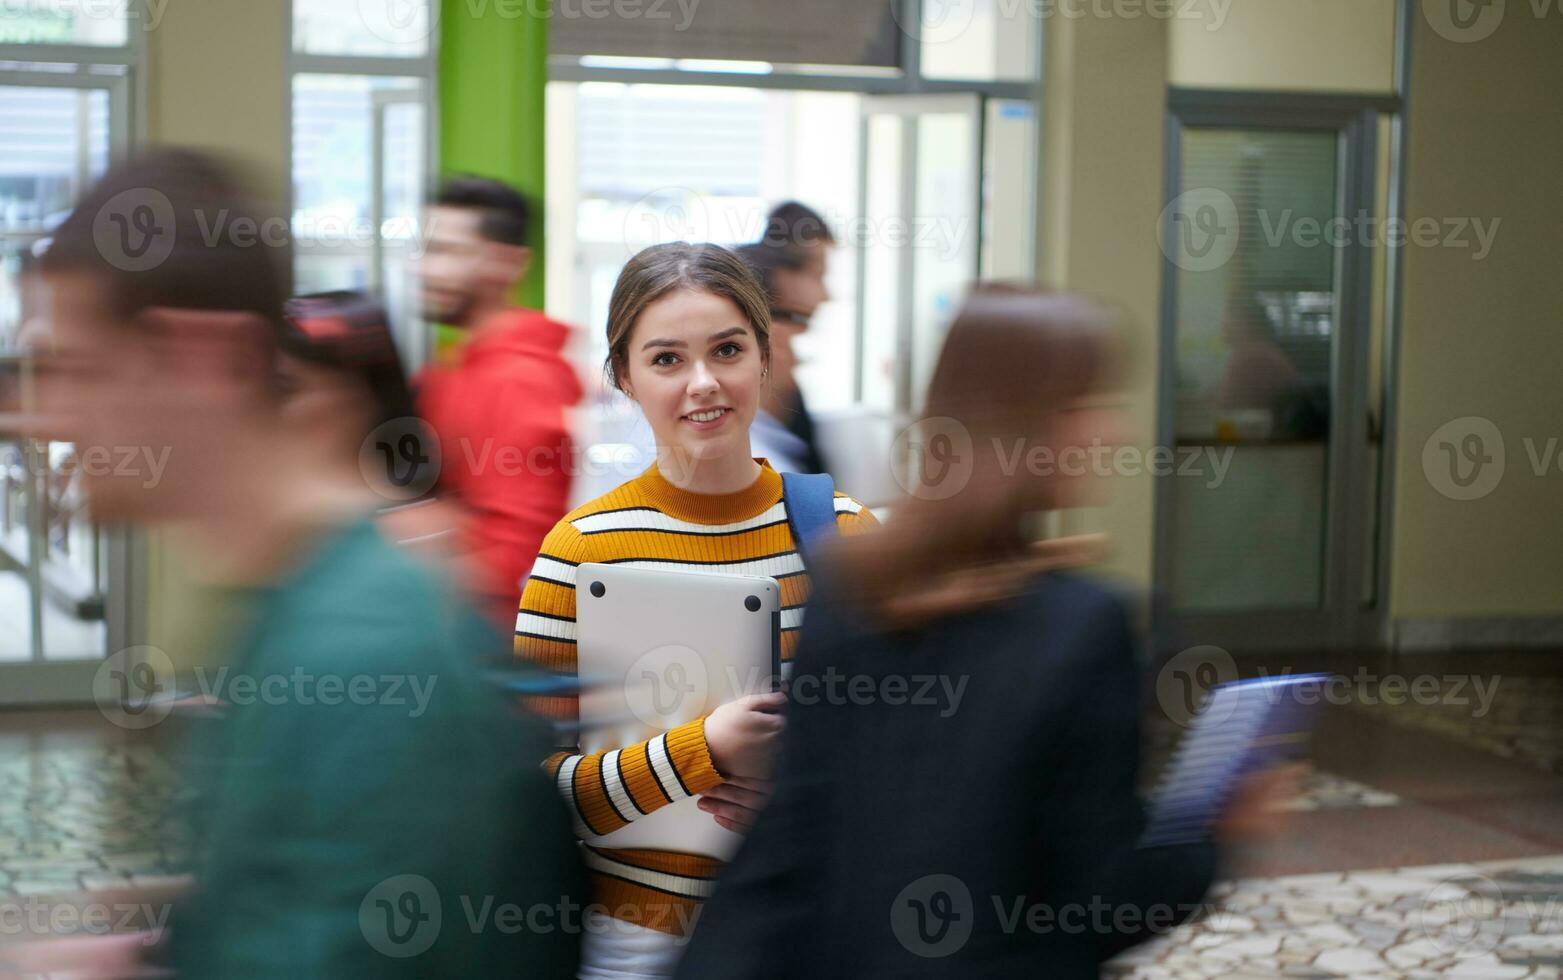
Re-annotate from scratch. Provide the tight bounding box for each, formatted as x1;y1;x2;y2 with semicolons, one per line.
1030;533;1109;570
704;692;786;780
697;777;775;834
0;931;170;978
1215;763;1307;844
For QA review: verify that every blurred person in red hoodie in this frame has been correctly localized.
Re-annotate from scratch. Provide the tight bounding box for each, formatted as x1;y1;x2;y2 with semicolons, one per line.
415;176;583;628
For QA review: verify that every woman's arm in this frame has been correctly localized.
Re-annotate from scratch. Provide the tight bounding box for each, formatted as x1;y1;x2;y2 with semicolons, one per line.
514;525;726;836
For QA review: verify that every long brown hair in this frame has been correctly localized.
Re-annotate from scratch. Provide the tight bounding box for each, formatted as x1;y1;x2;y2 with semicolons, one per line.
833;285;1120;630
604;242;772;391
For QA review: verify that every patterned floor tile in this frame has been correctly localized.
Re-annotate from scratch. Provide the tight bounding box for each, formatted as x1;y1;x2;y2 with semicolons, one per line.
1105;858;1563;978
1346;675;1563;778
0;744;188;893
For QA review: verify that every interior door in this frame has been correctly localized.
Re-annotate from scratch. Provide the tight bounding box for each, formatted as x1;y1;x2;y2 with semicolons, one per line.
1154;96;1384;653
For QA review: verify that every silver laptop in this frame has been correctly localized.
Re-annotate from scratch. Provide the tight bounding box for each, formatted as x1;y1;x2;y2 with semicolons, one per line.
575;562;781;859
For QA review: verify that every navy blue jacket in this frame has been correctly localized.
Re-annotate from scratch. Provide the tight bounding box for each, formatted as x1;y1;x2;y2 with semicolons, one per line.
677;571;1217;978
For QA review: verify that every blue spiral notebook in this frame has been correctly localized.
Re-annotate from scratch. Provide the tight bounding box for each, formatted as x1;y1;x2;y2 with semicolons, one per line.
1141;673;1329;847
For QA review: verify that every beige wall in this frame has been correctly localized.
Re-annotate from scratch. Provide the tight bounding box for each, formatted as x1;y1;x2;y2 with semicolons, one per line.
143;0;288;200
1039;10;1168;592
1389;7;1563;618
138;0;288;668
1169;0;1397;93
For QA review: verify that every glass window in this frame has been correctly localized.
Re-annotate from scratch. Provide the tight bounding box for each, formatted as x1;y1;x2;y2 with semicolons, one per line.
293;0;432;58
857;113;903;414
981;99;1036;279
291;74;427;365
0;84;110;239
0;0;129;46
547;82;864;413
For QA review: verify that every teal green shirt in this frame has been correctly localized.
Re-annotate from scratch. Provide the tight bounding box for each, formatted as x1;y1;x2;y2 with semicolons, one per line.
167;517;582;977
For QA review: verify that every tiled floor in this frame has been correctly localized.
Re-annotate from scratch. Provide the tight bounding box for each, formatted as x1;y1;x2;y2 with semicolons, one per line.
0;713;186;903
1349;674;1563;778
1101;652;1563;977
1106;857;1563;978
0;651;1560;976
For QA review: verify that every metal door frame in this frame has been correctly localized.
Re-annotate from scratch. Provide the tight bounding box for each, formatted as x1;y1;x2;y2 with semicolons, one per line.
1152;91;1397;655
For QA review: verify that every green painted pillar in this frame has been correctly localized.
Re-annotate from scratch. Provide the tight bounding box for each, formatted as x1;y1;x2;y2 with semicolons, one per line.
438;0;550;312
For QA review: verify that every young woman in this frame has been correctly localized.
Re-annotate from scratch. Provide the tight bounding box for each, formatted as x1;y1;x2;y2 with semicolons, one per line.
675;286;1297;979
513;242;878;978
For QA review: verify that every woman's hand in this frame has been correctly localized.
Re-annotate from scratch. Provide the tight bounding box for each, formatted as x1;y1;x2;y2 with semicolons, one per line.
0;931;170;978
1215;763;1307;844
698;777;775;833
704;692;787;780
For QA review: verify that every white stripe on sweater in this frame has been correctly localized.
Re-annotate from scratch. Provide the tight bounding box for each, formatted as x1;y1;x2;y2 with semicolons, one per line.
583;848;717;900
600;749;640;821
526;555;580;587
515;612;577;642
555;755;591;837
615;552;805;580
832;496;863;515
573;503;788;536
646;734;687;801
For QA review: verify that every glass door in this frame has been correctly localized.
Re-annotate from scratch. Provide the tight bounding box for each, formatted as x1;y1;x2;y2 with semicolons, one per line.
0;69;132;703
1154;97;1384;652
855;93;982;415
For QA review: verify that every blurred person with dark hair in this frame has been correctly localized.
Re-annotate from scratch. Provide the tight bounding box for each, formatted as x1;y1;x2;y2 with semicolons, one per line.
279;289;415;434
736;201;835;474
14;150;581;978
676;286;1296;979
277;290;418;478
278;290;463;560
415;175;583;628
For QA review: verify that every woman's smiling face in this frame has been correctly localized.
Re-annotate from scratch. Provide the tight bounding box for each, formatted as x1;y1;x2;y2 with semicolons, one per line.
619;287;765;466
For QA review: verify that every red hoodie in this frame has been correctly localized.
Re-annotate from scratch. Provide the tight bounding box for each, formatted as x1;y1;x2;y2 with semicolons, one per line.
415;309;583;628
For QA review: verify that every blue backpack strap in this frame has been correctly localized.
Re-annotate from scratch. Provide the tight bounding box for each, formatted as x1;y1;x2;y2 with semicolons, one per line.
781;471;838;568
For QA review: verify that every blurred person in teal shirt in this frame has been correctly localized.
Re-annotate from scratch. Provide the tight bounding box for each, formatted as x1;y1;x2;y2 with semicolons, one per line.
15;150;583;978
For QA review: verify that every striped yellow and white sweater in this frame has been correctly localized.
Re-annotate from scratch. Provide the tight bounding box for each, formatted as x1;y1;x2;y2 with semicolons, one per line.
514;459;878;935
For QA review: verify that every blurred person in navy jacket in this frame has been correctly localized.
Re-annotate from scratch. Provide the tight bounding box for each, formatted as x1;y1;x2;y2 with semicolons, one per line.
678;286;1295;979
